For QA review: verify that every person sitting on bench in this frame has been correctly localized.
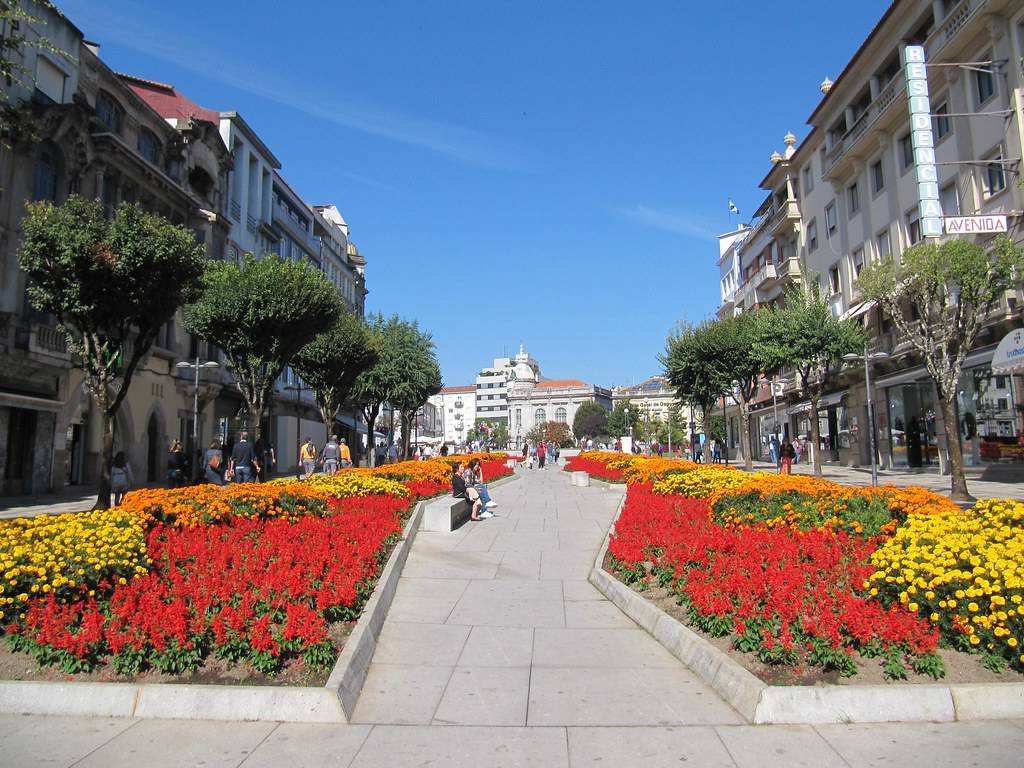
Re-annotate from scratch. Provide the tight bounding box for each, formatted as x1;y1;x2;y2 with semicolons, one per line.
451;462;483;521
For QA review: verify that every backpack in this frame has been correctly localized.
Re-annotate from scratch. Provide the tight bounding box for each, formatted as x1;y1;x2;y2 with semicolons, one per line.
208;453;222;471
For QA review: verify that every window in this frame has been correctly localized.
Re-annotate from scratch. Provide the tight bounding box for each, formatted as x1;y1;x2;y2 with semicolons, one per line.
907;210;921;245
940;182;960;216
996;376;1007;389
828;263;841;295
94;91;123;134
137;128;160;164
975;53;995;106
825;201;837;236
34;56;66;103
934;99;952;140
876;229;891;260
535;408;546;423
899;133;914;170
847;182;859;215
851;247;864;277
872;160;885;193
555;407;567;423
516;408;522;427
802;164;814;195
807;219;818;252
32;146;60;201
983;151;1006;197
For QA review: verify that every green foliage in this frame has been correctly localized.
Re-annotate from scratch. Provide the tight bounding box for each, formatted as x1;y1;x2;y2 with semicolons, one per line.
572;400;609;439
183;253;341;429
607;399;642;437
18;196;205;508
291;313;379;434
858;237;1024;499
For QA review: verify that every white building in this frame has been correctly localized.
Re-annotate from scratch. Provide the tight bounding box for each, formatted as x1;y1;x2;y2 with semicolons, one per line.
219;112;280;262
717;225;750;319
429;386;477;446
505;345;612;445
719;0;1024;469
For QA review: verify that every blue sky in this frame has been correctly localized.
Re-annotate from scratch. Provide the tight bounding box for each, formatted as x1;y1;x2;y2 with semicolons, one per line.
60;0;889;388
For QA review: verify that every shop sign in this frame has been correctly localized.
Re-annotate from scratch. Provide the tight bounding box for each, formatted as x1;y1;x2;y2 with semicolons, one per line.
944;215;1008;234
992;329;1024;374
903;45;942;238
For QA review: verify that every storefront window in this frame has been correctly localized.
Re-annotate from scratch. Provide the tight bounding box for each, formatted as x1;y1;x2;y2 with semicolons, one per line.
886;383;938;467
960;366;1018;463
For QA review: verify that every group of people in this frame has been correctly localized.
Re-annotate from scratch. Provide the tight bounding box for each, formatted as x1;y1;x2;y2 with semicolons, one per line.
451;458;499;521
298;434;353;479
521;440;560;469
198;431;280;486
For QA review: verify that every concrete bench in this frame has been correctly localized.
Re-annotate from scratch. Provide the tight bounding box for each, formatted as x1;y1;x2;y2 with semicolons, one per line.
421;495;473;532
570;471;590;487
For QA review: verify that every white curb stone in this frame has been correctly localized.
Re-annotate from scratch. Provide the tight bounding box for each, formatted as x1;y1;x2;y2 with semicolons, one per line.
571;471;590;487
588;493;1024;724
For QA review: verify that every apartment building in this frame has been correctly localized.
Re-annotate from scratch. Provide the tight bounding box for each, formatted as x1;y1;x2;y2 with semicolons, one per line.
720;0;1024;469
428;385;477;446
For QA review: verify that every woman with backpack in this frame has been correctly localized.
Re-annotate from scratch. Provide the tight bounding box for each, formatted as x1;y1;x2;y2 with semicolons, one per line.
110;451;134;506
167;440;187;487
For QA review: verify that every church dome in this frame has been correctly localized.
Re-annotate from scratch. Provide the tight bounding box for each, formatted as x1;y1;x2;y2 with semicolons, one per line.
513;361;536;382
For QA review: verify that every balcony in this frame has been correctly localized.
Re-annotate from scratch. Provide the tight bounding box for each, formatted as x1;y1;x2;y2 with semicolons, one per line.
821;0;986;180
14;321;69;362
769;198;801;235
230;200;241;222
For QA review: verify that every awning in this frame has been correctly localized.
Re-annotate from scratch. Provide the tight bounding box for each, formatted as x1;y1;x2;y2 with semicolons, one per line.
0;391;62;412
991;328;1024;374
786;390;845;416
841;299;876;321
874;344;997;388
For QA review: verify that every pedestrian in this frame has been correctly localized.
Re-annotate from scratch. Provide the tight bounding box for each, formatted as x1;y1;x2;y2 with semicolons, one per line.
299;437;317;479
468;458;498;512
322;434;341;475
253;435;274;482
793;437;803;465
537;441;547;469
388;442;399;464
110;450;134;505
769;434;780;465
528;443;536;469
338;437;352;468
166;439;186;487
779;438;796;474
204;438;226;485
691;435;702;464
229;431;256;483
452;462;484;521
440;443;449;457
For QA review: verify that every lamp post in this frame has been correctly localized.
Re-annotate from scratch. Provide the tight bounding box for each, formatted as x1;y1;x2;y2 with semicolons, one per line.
175;357;219;481
623;406;630;451
771;378;782;441
283;381;308;478
843;345;890;487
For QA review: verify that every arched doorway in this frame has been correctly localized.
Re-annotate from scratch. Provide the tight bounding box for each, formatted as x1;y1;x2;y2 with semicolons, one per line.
146;412;159;483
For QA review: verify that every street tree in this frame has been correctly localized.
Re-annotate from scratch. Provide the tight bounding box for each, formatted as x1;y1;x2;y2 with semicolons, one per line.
663;315;767;470
858;237;1024;500
389;323;442;459
607;399;642;439
183;253;341;437
572;400;609;442
757;279;865;476
18;197;205;509
290;312;379;445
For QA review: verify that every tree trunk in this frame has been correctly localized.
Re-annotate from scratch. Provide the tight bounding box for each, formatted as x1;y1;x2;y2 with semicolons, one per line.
938;391;971;502
809;396;823;476
94;393;114;510
365;412;377;468
739;400;753;471
400;412;413;459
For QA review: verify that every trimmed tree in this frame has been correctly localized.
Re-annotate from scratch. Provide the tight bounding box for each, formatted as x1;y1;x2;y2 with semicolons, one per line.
757;280;865;476
290;312;379;447
660;321;728;439
18;197;206;509
389;322;442;459
572;400;609;442
607;399;641;439
183;253;341;437
858;237;1024;500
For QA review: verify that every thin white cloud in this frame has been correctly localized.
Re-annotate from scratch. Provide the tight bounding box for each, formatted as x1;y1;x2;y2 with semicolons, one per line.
338;170;395;191
615;204;718;241
62;2;528;171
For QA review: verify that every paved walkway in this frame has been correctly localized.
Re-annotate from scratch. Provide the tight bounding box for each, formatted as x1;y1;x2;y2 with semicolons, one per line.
3;466;1024;766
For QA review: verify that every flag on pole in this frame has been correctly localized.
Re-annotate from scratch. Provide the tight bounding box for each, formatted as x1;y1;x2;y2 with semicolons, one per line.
728;199;739;215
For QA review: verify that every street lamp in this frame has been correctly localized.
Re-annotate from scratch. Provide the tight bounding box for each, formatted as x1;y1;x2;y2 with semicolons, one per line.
623;406;630;451
843;345;890;487
284;381;309;478
175;357;220;481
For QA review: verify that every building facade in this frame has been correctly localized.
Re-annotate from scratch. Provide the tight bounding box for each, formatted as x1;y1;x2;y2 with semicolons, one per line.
429;385;477;446
719;0;1024;469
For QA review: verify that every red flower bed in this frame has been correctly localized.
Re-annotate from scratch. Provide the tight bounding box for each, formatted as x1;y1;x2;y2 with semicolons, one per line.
7;495;407;675
563;457;624;481
609;484;941;678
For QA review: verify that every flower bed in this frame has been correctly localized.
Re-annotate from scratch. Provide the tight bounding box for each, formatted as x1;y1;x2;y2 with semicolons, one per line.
601;454;1022;680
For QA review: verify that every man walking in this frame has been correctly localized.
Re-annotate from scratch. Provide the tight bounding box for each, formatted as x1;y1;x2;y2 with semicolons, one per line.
299;437;317;479
339;437;352;468
230;431;256;483
322;434;341;475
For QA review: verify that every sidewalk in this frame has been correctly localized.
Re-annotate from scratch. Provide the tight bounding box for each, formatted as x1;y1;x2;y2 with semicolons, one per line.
2;465;1023;766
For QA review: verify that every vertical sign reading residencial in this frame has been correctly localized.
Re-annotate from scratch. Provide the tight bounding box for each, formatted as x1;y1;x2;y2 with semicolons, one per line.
902;45;943;237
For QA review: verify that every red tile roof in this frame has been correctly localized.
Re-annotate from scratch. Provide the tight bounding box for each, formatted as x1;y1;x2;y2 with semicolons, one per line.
440;385;475;393
119;73;220;125
536;379;586;389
